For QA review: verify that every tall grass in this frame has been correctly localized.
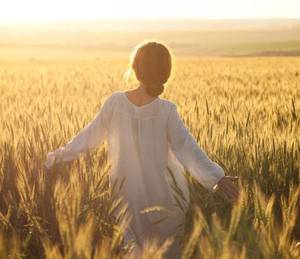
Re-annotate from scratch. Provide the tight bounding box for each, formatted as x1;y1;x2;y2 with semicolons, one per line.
0;57;299;258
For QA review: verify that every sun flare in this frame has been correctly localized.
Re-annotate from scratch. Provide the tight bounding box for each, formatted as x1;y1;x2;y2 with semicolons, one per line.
0;0;299;22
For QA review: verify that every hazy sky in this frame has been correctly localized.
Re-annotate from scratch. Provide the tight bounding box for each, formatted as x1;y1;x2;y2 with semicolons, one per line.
0;0;299;21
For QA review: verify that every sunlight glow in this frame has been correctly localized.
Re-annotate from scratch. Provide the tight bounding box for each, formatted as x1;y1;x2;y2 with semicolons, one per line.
0;0;299;22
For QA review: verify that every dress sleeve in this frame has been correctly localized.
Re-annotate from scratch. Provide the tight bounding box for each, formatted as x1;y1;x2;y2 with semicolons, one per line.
167;103;225;190
44;93;115;169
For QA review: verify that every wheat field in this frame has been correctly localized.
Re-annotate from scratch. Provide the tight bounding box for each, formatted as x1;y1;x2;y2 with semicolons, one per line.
0;56;300;258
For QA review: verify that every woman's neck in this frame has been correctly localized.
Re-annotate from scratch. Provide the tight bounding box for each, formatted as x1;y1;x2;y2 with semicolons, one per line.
125;84;158;107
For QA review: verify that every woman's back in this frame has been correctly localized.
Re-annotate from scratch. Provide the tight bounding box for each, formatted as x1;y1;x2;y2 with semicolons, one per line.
105;91;187;253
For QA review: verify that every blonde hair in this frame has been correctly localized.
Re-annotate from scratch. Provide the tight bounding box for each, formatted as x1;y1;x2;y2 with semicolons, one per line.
124;40;173;97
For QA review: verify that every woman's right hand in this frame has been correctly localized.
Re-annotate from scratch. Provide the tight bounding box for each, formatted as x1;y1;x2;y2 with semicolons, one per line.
214;176;239;204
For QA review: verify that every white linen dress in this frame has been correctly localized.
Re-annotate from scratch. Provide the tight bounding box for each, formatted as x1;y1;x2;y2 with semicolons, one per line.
44;91;225;258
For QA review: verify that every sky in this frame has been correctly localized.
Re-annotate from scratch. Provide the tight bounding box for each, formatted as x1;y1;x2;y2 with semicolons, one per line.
0;0;299;22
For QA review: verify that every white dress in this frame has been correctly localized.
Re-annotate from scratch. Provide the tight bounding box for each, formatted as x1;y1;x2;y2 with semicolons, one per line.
44;91;225;258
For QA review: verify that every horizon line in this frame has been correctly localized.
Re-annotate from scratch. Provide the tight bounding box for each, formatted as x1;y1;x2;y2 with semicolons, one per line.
0;17;300;24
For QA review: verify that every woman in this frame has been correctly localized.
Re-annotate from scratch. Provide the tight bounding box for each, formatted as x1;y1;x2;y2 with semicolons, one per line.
44;40;239;258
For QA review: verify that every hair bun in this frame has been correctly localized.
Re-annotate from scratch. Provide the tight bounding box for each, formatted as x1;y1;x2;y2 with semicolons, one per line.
146;82;164;96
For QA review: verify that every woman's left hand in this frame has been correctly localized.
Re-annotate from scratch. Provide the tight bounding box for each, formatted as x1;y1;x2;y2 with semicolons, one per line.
214;176;239;204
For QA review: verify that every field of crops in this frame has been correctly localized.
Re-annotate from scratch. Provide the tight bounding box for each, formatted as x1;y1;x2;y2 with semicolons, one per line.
0;56;300;258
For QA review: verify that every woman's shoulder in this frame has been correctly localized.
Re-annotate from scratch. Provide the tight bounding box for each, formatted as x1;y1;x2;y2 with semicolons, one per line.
106;91;123;100
101;91;177;115
159;97;177;110
100;91;123;105
152;97;177;120
111;91;124;97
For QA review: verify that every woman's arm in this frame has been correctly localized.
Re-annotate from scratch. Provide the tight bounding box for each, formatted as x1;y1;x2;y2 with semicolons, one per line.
44;94;115;169
167;103;239;202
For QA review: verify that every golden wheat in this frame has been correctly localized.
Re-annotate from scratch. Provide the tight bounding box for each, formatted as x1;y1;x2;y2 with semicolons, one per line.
0;57;299;258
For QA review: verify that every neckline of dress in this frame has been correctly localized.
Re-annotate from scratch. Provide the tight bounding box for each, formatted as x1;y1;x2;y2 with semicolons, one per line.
122;91;160;110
